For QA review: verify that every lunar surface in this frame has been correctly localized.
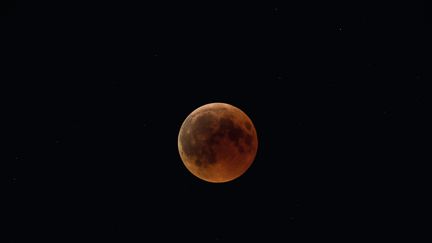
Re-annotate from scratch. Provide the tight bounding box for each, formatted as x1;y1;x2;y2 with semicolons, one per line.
178;103;258;183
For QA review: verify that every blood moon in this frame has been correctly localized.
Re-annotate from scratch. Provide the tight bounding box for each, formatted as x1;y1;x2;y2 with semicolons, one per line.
178;103;258;183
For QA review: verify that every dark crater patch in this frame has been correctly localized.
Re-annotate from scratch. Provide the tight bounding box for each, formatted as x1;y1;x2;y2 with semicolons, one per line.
212;117;250;154
244;121;252;131
195;159;202;167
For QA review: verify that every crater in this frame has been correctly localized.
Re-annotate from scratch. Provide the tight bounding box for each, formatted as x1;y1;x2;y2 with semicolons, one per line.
244;121;252;131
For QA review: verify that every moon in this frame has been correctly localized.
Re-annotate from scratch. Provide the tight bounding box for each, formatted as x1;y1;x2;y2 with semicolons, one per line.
178;103;258;183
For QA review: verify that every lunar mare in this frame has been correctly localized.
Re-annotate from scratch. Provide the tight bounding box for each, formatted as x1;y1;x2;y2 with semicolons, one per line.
178;103;258;183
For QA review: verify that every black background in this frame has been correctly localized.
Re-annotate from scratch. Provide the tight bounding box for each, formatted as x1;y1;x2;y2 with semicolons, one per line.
6;0;425;242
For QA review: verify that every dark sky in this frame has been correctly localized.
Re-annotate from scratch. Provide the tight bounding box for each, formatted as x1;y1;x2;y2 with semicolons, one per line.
6;0;425;242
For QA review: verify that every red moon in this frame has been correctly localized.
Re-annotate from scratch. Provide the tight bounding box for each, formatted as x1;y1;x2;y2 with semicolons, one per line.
178;103;258;183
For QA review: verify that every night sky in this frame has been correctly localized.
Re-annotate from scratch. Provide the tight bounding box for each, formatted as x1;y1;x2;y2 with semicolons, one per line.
6;0;425;242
